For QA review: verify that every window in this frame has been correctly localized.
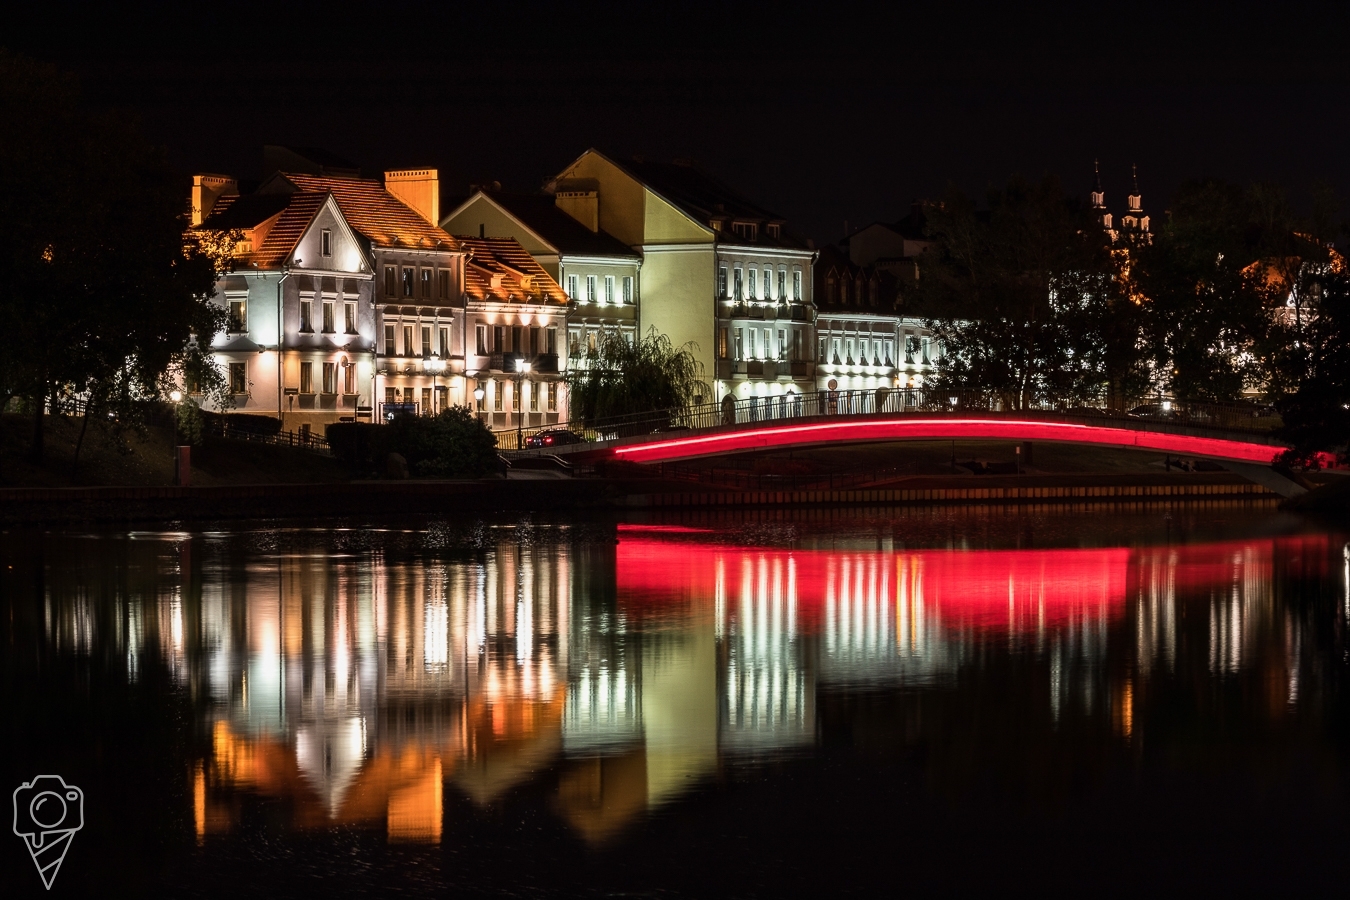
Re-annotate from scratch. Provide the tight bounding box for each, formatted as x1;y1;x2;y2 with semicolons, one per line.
228;362;246;393
586;275;597;303
529;326;540;355
493;380;503;411
905;335;917;364
384;266;396;297
228;297;246;332
885;339;894;365
546;327;557;355
321;229;332;257
512;325;522;353
567;274;579;300
493;325;504;353
747;269;757;300
765;268;774;299
322;362;336;394
792;269;802;301
733;267;743;300
421;387;430;412
778;329;786;358
512;380;521;410
763;329;772;359
777;269;786;300
569;329;581;357
439;327;449;356
718;266;728;297
476;386;486;411
921;337;931;365
439;269;450;300
529;382;539;411
832;338;841;364
748;329;756;359
385;324;396;356
604;275;615;304
402;267;414;297
421;326;431;358
767;223;780;239
718;327;729;358
732;221;757;241
386;386;396;405
819;337;827;362
419;269;430;299
300;299;313;332
840;280;848;305
622;276;633;304
344;301;356;334
587;331;597;353
794;330;803;361
343;360;355;394
735;328;744;359
476;325;487;356
322;300;334;333
403;325;413;356
300;362;313;394
547;382;558;411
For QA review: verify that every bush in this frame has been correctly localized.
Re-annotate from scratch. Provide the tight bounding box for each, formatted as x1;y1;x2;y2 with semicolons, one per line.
202;410;281;436
327;407;498;478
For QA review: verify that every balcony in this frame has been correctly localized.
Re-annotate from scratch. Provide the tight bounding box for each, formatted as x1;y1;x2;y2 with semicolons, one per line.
487;351;558;374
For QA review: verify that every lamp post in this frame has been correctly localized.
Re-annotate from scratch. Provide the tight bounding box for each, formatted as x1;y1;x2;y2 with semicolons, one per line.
423;354;445;415
474;386;485;422
515;357;531;449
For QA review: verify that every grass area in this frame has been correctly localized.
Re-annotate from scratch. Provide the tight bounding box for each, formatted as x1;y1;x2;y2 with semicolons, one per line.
0;413;352;488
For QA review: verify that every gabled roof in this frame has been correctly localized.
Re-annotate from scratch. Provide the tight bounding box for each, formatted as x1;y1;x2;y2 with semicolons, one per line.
462;190;638;258
452;235;569;306
198;190;332;269
269;172;460;252
572;150;811;251
813;243;901;314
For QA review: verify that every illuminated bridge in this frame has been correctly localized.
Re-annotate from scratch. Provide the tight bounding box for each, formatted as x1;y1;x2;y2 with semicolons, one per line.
505;391;1296;469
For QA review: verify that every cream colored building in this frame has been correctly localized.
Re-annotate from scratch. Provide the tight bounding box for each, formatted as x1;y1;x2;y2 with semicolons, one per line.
548;151;817;407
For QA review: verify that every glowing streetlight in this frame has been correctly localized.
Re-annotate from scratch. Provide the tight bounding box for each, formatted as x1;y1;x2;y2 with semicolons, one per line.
515;357;531;449
423;354;446;414
474;386;485;421
169;390;183;403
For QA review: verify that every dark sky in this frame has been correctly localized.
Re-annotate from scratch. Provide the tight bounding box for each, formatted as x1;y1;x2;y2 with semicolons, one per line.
10;1;1350;242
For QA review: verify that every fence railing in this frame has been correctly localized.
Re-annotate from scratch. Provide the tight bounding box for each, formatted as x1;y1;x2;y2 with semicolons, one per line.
494;388;1283;451
205;422;333;455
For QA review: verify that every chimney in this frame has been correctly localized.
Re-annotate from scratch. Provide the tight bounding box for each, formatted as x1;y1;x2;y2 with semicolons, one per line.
191;174;238;225
384;169;440;226
553;178;600;233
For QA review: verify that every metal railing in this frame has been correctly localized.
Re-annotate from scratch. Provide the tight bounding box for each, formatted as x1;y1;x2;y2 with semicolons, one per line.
495;388;1283;452
206;422;333;455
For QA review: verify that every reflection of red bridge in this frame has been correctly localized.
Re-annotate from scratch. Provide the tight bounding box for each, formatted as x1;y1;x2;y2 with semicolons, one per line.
615;532;1332;635
609;415;1290;466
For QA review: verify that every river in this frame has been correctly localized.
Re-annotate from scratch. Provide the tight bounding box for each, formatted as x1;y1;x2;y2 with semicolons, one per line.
2;503;1346;895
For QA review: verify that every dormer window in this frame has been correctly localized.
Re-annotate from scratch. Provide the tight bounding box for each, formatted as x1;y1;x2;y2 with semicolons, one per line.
731;221;758;241
711;220;722;232
766;223;780;239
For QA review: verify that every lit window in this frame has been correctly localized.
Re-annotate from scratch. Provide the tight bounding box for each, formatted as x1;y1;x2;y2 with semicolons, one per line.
529;382;538;411
384;324;396;356
777;269;786;299
718;266;728;297
403;325;413;356
421;326;431;358
439;327;449;355
764;268;774;299
748;269;757;300
604;275;615;304
299;299;313;332
300;362;313;394
622;276;634;304
344;301;356;334
228;362;246;393
512;380;520;410
567;274;579;300
228;297;246;332
547;382;558;411
586;275;597;303
733;267;743;300
322;362;336;394
493;380;503;411
792;269;802;301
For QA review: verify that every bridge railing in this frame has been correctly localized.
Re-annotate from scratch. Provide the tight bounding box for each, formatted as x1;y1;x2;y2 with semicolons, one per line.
496;389;1282;451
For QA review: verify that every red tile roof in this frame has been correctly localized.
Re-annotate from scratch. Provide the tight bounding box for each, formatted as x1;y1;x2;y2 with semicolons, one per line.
198;191;330;269
278;173;460;251
454;235;568;305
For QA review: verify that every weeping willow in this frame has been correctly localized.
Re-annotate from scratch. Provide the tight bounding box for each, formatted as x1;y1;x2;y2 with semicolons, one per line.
564;327;708;427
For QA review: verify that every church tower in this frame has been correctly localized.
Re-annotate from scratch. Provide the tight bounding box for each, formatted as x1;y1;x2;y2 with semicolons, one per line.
1091;159;1115;236
1121;164;1149;233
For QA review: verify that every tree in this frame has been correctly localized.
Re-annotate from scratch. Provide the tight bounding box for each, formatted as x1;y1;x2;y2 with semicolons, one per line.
565;327;708;427
915;176;1134;409
0;51;225;461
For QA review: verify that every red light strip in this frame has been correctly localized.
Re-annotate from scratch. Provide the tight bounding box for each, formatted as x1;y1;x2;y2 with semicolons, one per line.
611;418;1284;464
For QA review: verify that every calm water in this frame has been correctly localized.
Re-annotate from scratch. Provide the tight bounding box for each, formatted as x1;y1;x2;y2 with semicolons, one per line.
2;505;1348;896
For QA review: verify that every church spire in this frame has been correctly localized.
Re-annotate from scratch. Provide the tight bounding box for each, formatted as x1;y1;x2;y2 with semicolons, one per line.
1124;164;1149;233
1091;159;1112;232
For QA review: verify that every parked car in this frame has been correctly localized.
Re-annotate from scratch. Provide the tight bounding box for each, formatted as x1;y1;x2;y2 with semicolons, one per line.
1128;403;1182;419
526;429;584;448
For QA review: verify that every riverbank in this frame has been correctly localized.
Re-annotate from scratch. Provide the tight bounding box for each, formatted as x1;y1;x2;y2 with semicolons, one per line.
0;471;1286;525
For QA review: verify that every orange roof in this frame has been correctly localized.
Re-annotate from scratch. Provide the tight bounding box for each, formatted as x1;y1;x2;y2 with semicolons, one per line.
454;235;568;306
279;173;460;251
197;190;330;269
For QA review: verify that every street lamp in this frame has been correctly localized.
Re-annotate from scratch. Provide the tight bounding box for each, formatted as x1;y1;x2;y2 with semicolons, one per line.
515;357;531;449
423;354;445;415
474;386;485;421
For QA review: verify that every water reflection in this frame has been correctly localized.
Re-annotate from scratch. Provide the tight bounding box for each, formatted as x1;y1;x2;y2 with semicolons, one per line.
30;525;1342;850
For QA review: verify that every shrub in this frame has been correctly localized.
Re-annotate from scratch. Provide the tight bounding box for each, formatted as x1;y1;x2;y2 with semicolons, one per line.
327;407;498;478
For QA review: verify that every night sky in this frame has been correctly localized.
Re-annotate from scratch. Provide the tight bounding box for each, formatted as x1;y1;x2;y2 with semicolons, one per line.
10;1;1350;242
